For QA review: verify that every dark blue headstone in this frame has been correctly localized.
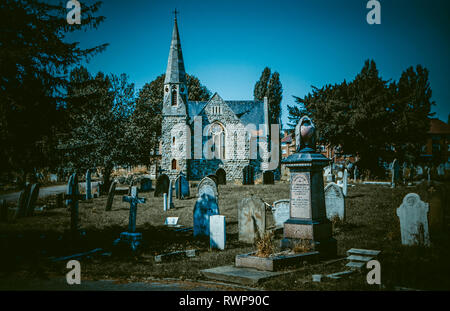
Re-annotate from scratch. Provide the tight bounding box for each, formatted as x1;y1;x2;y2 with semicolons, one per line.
140;178;152;192
193;193;219;237
175;175;190;199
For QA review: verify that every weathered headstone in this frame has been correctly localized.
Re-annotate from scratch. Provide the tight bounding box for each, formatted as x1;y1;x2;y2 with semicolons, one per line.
353;165;359;182
15;183;31;219
272;199;290;228
392;159;400;188
139;177;152;192
238;197;267;244
207;174;218;186
198;176;218;198
25;183;40;217
416;165;423;176
175;174;190;199
154;174;170;197
210;215;226;250
437;164;445;176
216;169;226;185
342;169;348;196
85;169;92;200
168;179;174;209
242;165;254;185
105;181;117;211
396;193;430;246
193;193;219;237
263;171;275;185
49;174;58;182
324;183;345;221
66;173;84;233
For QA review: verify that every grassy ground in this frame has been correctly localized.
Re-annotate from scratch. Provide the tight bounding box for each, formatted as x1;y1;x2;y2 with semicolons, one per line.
0;180;449;290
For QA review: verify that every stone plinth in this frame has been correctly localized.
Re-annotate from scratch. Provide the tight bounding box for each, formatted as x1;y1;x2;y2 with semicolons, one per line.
281;148;337;259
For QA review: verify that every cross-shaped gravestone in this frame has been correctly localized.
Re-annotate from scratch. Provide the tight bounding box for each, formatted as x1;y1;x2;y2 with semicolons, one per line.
66;173;84;233
122;186;146;233
113;186;146;252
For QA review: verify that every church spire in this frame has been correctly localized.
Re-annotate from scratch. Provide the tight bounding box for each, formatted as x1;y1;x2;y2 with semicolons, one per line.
164;10;186;84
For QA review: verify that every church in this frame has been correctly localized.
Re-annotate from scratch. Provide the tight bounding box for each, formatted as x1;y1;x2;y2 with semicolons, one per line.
160;15;278;182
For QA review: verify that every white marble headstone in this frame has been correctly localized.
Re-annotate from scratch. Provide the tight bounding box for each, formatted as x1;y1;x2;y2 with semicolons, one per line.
209;215;226;250
324;183;345;221
272;199;290;228
396;193;430;246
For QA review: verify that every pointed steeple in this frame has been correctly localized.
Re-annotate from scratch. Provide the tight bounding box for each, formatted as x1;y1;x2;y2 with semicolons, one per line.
164;12;186;84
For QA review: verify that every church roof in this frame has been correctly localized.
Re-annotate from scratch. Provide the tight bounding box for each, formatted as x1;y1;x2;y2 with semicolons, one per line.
164;16;186;85
187;98;265;127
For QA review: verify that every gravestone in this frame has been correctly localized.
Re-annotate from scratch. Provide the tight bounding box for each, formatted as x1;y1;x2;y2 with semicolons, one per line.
280;116;337;258
391;159;400;187
175;174;190;199
154;174;170;197
207;174;218;186
238;197;267;244
198;176;218;198
105;181;117;211
193;193;220;237
25;183;40;217
66;173;84;233
139;177;152;192
85;169;92;200
168;179;174;209
396;193;430;246
163;193;168;211
353;166;359;182
272;199;290;228
216;169;226;185
416;165;423;176
113;186;146;252
242;165;254;185
210;215;226;250
263;171;275;185
324;183;345;221
437;164;445;176
342;169;348;196
15;183;31;219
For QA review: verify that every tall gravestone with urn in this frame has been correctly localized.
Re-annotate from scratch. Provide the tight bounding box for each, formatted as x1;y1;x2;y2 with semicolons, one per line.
281;116;337;259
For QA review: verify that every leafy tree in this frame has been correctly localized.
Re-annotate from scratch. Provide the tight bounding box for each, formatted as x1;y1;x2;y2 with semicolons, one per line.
0;0;107;185
288;60;434;176
254;67;271;101
267;72;283;126
389;65;435;163
64;68;134;190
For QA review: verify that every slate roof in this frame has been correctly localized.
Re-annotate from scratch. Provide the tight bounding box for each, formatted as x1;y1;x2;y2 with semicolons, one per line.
186;99;265;127
164;17;186;85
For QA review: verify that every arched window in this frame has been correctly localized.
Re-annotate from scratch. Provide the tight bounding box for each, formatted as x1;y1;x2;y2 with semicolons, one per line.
172;136;176;145
171;159;177;170
210;122;225;160
171;90;177;106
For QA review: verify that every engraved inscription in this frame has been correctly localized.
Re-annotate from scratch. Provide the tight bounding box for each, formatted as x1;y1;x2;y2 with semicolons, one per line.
290;172;311;219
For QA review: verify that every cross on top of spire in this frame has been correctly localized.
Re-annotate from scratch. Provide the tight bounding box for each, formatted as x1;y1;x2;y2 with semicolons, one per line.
173;8;178;20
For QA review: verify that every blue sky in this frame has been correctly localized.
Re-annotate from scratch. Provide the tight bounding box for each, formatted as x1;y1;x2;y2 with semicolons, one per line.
66;0;450;128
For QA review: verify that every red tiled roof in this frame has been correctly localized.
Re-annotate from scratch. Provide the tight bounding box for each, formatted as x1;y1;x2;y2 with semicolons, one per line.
428;118;450;134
